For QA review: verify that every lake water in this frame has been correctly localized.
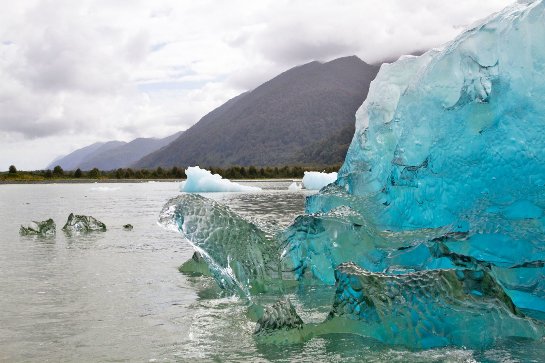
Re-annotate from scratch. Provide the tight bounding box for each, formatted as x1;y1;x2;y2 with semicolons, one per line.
0;181;543;362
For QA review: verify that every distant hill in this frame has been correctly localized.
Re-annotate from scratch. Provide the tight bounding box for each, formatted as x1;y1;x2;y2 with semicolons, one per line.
135;55;379;168
47;132;182;171
47;141;126;170
78;132;182;171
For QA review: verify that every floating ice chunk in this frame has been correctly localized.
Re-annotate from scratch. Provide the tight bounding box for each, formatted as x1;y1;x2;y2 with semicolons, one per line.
20;219;56;236
90;186;120;192
302;171;337;190
62;213;106;233
287;182;302;191
158;194;279;294
180;166;262;193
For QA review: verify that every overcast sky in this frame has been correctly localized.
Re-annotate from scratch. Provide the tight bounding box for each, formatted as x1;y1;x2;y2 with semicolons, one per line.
0;0;513;170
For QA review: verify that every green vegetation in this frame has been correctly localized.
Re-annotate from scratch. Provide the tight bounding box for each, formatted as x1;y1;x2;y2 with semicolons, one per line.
88;168;101;179
53;165;64;177
1;164;340;182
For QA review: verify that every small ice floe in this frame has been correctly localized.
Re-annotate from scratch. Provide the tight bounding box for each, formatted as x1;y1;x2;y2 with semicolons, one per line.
302;171;337;190
287;182;302;191
62;213;107;233
20;219;56;236
180;166;262;193
89;186;120;192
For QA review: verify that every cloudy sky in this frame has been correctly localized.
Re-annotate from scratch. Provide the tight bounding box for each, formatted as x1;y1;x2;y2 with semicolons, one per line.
0;0;513;170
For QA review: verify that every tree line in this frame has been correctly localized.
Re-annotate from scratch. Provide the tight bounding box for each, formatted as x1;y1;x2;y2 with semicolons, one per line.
3;164;340;180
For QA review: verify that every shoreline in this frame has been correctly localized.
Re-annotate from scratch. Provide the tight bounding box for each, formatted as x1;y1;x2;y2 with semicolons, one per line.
0;178;299;185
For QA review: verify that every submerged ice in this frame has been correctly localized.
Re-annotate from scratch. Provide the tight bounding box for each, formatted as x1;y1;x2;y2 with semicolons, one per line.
160;0;545;349
329;263;542;348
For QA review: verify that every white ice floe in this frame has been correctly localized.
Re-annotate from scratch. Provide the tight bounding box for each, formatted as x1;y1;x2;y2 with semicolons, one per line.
90;186;120;192
302;171;337;190
180;166;262;193
287;182;302;191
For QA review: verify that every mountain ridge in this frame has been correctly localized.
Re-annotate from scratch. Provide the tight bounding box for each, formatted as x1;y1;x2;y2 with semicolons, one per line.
47;141;126;170
78;131;183;170
47;132;182;171
135;55;379;168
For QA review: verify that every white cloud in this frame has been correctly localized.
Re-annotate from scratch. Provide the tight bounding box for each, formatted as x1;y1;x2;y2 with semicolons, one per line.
0;0;513;169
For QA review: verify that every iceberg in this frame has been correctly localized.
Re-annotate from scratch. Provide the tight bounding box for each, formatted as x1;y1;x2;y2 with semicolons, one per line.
62;213;107;233
302;171;337;190
180;166;262;193
287;0;545;308
159;0;545;349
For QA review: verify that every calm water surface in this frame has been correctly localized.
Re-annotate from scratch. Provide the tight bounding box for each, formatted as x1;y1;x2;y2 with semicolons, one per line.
0;181;543;362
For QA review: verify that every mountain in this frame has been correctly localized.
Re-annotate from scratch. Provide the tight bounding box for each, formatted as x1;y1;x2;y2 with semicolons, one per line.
47;141;126;170
78;132;183;171
47;132;182;171
135;56;380;168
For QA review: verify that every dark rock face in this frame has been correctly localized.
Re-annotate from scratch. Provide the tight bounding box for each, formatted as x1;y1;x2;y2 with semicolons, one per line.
20;219;56;236
62;213;107;233
123;224;133;230
135;56;380;168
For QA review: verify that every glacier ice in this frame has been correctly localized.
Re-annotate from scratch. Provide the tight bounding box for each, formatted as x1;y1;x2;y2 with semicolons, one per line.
302;171;337;190
159;0;545;349
327;263;543;348
286;0;545;313
254;299;303;335
180;166;262;193
159;194;283;294
62;213;106;233
287;182;302;191
19;219;56;236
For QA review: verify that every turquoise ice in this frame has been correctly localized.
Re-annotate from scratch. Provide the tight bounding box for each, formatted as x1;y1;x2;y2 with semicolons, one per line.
328;263;543;348
159;194;281;295
285;0;545;317
160;0;545;349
